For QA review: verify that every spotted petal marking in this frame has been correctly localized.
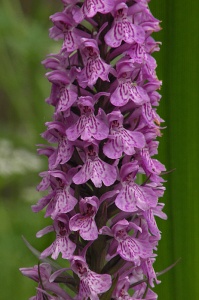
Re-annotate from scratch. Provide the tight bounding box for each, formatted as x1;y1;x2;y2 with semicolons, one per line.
81;57;110;87
79;270;112;299
69;214;98;240
142;102;155;126
115;183;150;212
66;113;109;141
104;129;145;159
40;235;76;260
73;158;117;188
50;188;78;219
117;236;152;265
140;148;165;175
62;30;76;52
110;82;130;106
111;81;149;107
74;0;114;22
105;17;145;48
143;209;160;238
56;86;77;113
49;136;74;169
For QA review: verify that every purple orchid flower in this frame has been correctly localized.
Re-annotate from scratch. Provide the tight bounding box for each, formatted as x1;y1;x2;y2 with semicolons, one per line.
22;0;167;298
20;263;72;300
115;162;158;212
69;196;99;240
46;69;78;116
73;143;117;187
101;219;154;265
37;214;76;260
110;60;150;107
77;38;112;88
104;2;145;48
103;110;145;159
71;256;112;300
66;95;109;141
73;0;115;23
50;11;90;52
33;169;78;218
112;276;135;300
41;121;74;169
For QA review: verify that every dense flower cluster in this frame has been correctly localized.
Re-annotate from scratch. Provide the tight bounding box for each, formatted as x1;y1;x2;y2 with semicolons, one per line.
20;0;167;299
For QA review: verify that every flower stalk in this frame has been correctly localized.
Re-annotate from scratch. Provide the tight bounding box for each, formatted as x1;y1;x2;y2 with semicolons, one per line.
20;0;167;299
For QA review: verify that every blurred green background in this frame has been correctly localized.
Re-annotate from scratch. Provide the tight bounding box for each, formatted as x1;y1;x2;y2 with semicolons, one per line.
0;0;198;299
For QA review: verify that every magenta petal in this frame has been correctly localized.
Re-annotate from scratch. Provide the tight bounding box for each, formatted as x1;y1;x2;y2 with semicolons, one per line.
73;0;114;22
56;86;77;113
66;119;84;141
87;271;112;294
130;85;150;105
78;58;111;88
72;163;91;185
73;159;117;188
143;209;161;238
51;188;77;219
40;244;54;259
31;192;54;213
122;130;145;154
105;17;145;48
49;137;74;169
110;83;130;106
115;183;150;212
103;136;123;159
69;214;98;240
37;172;50;191
41;236;76;260
117;237;152;264
79;271;112;299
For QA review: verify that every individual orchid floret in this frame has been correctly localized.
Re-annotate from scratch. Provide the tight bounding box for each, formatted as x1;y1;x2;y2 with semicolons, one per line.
103;110;145;159
141;258;160;287
20;263;71;300
69;196;99;240
77;38;112;88
46;69;78;115
37;214;76;260
41;121;74;169
104;3;145;48
110;61;150;107
134;5;161;33
101;219;153;265
112;276;133;300
49;11;90;52
46;169;78;219
73;0;115;23
124;43;147;65
73;142;117;188
42;52;70;71
36;170;56;191
70;255;112;300
34;169;78;218
115;162;158;212
123;266;158;299
36;169;73;193
136;147;166;182
66;95;109;141
141;203;167;239
129;101;162;131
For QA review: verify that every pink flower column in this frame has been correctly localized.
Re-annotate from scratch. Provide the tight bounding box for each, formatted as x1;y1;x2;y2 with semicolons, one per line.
20;1;167;299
